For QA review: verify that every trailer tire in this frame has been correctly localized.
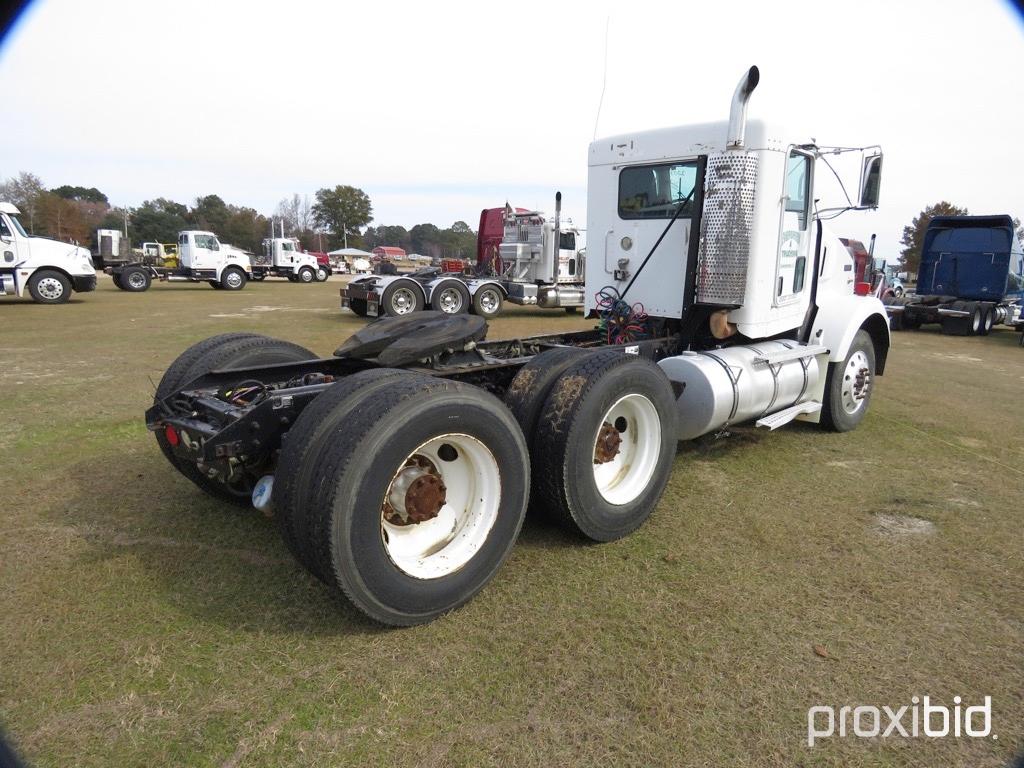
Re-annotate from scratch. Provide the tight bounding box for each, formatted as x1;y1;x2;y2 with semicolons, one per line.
532;350;677;542
429;279;471;314
112;274;124;290
154;334;317;506
27;270;72;304
121;267;151;292
274;368;411;579
820;329;876;433
348;298;369;317
471;284;504;319
380;278;424;316
298;374;529;625
297;266;315;283
220;268;247;291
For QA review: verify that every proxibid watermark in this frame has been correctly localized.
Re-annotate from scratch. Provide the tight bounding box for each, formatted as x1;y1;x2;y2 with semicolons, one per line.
807;696;995;747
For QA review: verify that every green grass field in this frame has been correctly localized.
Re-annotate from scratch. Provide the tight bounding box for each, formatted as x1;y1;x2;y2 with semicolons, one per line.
1;276;1021;767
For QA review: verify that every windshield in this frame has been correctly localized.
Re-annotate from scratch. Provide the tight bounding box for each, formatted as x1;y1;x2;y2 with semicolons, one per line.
7;214;28;238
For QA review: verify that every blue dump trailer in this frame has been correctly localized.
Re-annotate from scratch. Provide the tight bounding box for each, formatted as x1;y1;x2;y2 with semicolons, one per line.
885;215;1024;335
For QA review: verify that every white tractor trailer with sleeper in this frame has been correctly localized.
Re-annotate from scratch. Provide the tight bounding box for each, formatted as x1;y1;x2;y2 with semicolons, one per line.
0;202;96;304
146;67;890;626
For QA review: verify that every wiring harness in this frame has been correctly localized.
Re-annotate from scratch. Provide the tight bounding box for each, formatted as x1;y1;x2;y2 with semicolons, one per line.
595;286;649;345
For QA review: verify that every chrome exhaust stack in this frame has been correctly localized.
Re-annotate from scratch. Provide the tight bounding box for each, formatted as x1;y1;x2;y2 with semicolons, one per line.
726;65;760;149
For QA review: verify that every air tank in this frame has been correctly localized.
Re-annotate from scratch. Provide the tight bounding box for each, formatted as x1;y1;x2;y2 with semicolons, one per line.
657;340;821;440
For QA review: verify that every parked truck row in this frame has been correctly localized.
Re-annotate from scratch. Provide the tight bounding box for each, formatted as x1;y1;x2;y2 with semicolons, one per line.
105;226;330;292
147;66;894;626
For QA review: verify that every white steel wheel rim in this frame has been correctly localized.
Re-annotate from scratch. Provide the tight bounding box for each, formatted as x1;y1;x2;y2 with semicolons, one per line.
37;277;64;300
971;310;981;333
390;287;416;314
127;272;146;289
479;289;499;314
437;287;463;313
381;433;501;579
317;268;328;280
225;271;242;288
592;394;661;506
300;269;313;282
840;350;871;414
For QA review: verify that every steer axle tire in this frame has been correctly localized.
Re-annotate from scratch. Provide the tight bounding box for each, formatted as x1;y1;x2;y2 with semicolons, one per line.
295;374;529;626
820;329;876;433
532;350;677;542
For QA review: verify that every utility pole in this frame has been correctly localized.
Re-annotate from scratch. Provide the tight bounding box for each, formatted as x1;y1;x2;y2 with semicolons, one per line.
123;209;128;238
342;220;348;249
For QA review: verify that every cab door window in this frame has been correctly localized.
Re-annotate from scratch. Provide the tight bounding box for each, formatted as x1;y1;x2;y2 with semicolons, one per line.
776;150;813;301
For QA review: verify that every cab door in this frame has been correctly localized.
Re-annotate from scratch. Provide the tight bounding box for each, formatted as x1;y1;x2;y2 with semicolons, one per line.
192;234;220;270
0;214;21;268
774;149;813;309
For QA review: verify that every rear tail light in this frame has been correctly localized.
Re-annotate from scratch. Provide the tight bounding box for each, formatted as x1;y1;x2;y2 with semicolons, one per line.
164;424;180;447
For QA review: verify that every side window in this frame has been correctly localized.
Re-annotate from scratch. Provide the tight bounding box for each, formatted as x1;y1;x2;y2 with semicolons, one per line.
209;237;220;252
619;161;698;219
282;241;294;252
0;216;10;238
559;232;575;250
179;233;187;246
785;151;810;231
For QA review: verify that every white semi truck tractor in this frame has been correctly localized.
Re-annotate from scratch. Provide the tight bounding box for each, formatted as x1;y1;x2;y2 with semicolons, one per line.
146;66;890;626
251;236;326;283
105;230;253;291
0;202;96;304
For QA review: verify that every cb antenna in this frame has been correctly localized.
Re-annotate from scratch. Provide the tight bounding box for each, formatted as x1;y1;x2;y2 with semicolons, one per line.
593;15;610;140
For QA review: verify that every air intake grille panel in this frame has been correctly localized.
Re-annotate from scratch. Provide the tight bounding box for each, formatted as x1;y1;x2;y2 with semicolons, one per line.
695;153;758;305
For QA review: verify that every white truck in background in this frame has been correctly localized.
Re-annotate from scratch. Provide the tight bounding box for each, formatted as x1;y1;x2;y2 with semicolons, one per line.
251;231;327;283
105;230;253;291
0;202;96;304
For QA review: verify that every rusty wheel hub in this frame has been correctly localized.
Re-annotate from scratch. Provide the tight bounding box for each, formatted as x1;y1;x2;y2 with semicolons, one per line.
383;458;448;526
594;421;622;464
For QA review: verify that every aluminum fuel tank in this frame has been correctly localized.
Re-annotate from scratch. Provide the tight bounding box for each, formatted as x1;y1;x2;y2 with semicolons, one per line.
657;340;821;440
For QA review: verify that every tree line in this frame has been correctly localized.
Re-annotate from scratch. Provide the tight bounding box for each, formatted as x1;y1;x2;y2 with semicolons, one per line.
0;172;478;259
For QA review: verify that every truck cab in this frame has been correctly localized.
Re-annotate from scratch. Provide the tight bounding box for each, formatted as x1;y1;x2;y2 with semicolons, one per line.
254;237;323;282
0;202;96;303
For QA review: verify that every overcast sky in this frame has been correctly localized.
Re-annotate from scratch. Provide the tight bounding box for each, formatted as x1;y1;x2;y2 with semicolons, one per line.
1;0;1022;254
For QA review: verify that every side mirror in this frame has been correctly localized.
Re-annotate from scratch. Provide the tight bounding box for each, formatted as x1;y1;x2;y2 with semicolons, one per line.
0;234;10;245
859;154;882;209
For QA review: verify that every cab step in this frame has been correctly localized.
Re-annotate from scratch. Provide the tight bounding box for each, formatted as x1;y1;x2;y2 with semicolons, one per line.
755;401;822;430
753;343;828;365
